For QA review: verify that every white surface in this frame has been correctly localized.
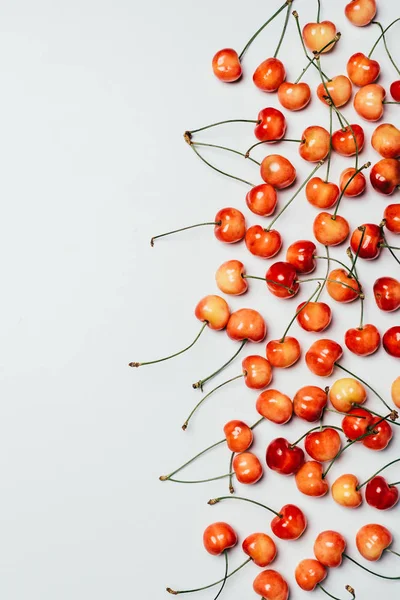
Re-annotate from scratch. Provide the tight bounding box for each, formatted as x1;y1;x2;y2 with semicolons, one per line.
1;0;400;599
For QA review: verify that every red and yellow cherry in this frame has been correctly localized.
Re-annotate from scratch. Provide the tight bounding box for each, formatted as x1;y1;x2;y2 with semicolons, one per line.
366;476;399;510
253;570;289;600
245;226;282;259
306;339;343;376
266;337;301;368
233;451;263;484
345;0;376;26
278;82;311;111
226;308;267;342
255;107;287;142
302;21;337;54
383;327;400;357
214;208;246;243
363;417;393;450
306;177;340;209
340;167;367;196
296;300;332;332
270;504;307;540
256;389;293;424
356;524;392;561
314;530;346;567
392;377;400;409
295;461;329;497
246;184;278;216
313;212;350;245
317;75;352;107
261;155;296;189
332;474;362;508
350;224;383;260
295;559;327;591
372;124;400;159
373;277;400;312
326;268;360;303
224;420;253;452
286;240;316;273
253;58;286;92
354;84;385;121
242;355;273;389
391;80;400;101
345;323;381;356
243;533;277;567
299;126;330;162
332;124;364;156
347;52;380;87
266;261;300;298
370;158;400;195
342;407;373;440
305;428;342;462
293;385;327;422
203;522;238;555
212;49;242;82
215;260;248;295
329;378;367;412
384;204;400;234
195;295;231;330
266;438;304;475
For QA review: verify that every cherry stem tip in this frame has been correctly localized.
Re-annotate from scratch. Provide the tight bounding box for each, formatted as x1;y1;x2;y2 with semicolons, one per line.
129;362;140;368
166;588;178;595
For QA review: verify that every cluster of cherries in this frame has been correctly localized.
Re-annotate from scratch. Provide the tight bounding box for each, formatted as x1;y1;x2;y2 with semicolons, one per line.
134;1;400;599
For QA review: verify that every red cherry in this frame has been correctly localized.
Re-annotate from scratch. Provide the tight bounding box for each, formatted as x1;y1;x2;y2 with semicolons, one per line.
224;420;253;452
270;504;307;540
253;570;289;600
214;207;246;243
391;80;400;101
246;184;278;216
373;277;400;312
305;428;341;462
365;476;399;510
293;385;327;422
295;461;329;497
233;451;263;484
299;126;330;162
297;301;332;332
242;355;273;389
305;339;343;376
215;260;248;295
212;49;242;83
253;58;286;92
345;0;376;27
195;295;230;330
332;124;364;156
243;533;277;567
342;407;374;440
295;558;327;591
350;224;383;260
266;437;304;475
362;417;393;451
256;389;293;424
226;308;267;342
314;530;346;567
317;75;352;108
278;82;311;111
255;108;287;142
260;155;296;189
340;167;367;197
286;240;316;273
384;204;400;234
356;524;392;561
313;212;350;246
265;261;300;298
326;268;360;303
370;158;400;195
383;326;400;357
266;337;301;368
245;225;282;259
347;52;380;87
306;177;339;209
345;324;381;356
203;522;237;555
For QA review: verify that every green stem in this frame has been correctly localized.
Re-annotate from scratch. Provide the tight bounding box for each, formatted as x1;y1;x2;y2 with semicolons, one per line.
368;18;400;58
334;363;392;411
245;138;301;158
317;0;321;22
188;120;259;136
386;548;400;557
298;277;362;295
192;341;248;390
293;35;340;83
238;1;290;60
160;438;226;480
292;11;331;78
388;482;400;487
315;246;330;301
151;221;221;246
280;283;321;341
290;424;343;448
317;584;355;600
243;274;294;293
129;322;207;368
343;553;400;580
372;21;400;77
167;473;233;484
381;233;400;266
213;551;229;600
315;254;358;278
359;296;364;329
325;105;333;181
332;162;371;218
208;495;282;517
192;142;260;166
274;1;292;58
382;101;400;104
348;227;365;278
166;557;252;595
357;458;400;490
190;144;255;187
355;405;400;427
228;452;235;494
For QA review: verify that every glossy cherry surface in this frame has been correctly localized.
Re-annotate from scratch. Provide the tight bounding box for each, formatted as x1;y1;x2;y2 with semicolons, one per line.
326;268;360;303
342;407;373;440
245;225;282;259
195;295;230;330
255;108;287;142
265;261;300;298
296;301;332;332
203;522;238;555
266;337;301;369
340;167;367;197
214;207;246;243
306;177;340;209
345;324;381;356
286;240;316;273
299;126;330;162
256;389;293;424
362;417;393;451
226;308;267;342
212;49;242;82
371;124;400;159
295;461;329;497
295;558;327;591
354;84;385;121
253;58;286;92
243;533;277;567
302;21;337;53
329;377;367;412
215;260;248;295
350;223;383;260
356;524;392;561
366;476;399;510
233;451;263;484
314;530;346;567
347;52;380;87
332;124;364;156
383;326;400;357
305;428;341;462
260;154;296;189
253;570;289;600
313;212;350;245
293;385;327;422
278;82;311;111
246;184;278;216
345;0;376;26
242;355;273;389
317;75;352;107
370;158;400;195
224;420;253;452
305;339;343;376
266;437;305;475
373;277;400;312
332;473;362;508
384;204;400;234
270;504;307;540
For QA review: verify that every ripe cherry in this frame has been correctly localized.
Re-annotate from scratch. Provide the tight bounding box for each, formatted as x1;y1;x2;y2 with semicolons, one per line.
293;385;327;422
339;167;367;197
391;80;400;101
242;355;273;389
295;461;329;497
203;522;237;555
347;53;380;87
365;476;399;510
314;530;346;567
350;224;383;260
243;533;277;567
265;261;300;298
305;428;342;462
286;240;317;273
254;107;287;142
233;451;263;484
224;420;253;452
254;58;286;92
391;376;400;408
302;21;337;54
332;124;364;156
354;84;385;121
345;323;381;356
317;75;352;107
371;124;400;159
270;504;307;540
306;178;339;209
370;158;400;195
227;308;267;342
212;49;242;82
253;570;289;600
215;260;248;295
266;437;305;475
305;339;343;376
296;300;332;333
260;154;296;189
299;126;330;162
363;417;393;450
332;474;362;508
345;0;376;26
342;407;373;440
356;524;392;561
313;212;350;246
245;225;282;259
278;82;311;111
326;268;361;303
246;183;278;216
266;337;300;368
256;389;293;424
329;378;366;412
384;204;400;234
373;277;400;311
295;559;327;591
384;326;400;357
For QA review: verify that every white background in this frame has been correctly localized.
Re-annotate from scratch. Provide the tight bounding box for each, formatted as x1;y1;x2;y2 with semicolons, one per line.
1;0;400;599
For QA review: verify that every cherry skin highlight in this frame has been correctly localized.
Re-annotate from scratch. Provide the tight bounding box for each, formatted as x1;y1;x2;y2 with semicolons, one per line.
286;240;316;274
260;154;296;189
233;451;263;484
293;385;327;422
224;420;253;452
314;530;346;567
302;21;337;54
226;308;267;342
265;261;300;298
313;212;350;246
332;124;364;156
212;49;242;82
299;126;330;162
345;323;381;356
370;158;400;195
347;52;380;87
245;226;282;259
326;268;360;303
296;301;332;332
266;337;301;369
195;295;230;330
362;417;393;451
391;80;400;101
278;82;311;111
266;437;305;475
215;260;248;295
295;558;327;591
366;476;399;510
345;0;376;26
342;407;373;440
306;177;339;209
214;207;246;243
384;204;400;234
295;461;329;497
329;377;367;412
253;58;286;93
305;429;341;462
356;524;392;561
242;355;273;389
270;504;307;540
371;124;400;159
203;522;238;555
383;326;400;357
246;184;278;216
350;223;383;260
354;84;385;121
253;570;289;600
332;474;362;508
243;533;277;567
339;167;367;196
373;277;400;312
255;108;287;142
256;389;293;424
305;339;343;376
317;75;352;107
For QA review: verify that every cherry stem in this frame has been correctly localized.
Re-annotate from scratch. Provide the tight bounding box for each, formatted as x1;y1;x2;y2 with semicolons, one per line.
348;227;365;278
189;143;255;187
325;105;333;181
160;438;226;480
245;138;301;157
290;423;343;448
334;363;392;412
192;339;247;391
166;557;252;595
343;553;400;580
315;246;330;301
372;21;400;77
317;584;355;600
129;322;207;368
357;457;400;490
297;277;363;296
368;18;400;58
184;373;244;429
167;473;233;485
332;163;371;218
346;247;359;281
388;482;400;487
228;452;235;494
316;0;321;22
243;274;294;293
266;161;324;230
294;35;340;83
354;405;400;427
315;254;360;281
187;120;260;136
191;142;261;166
238;0;291;60
274;1;292;58
212;551;229;600
325;407;367;419
292;10;331;79
380;244;400;250
386;548;400;557
151;221;221;246
208;495;282;518
381;233;400;266
382;101;400;105
359;295;365;329
280;283;321;342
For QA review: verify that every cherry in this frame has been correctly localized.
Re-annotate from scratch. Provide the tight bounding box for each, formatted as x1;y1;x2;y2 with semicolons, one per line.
254;107;287;142
362;416;393;450
297;300;332;333
270;504;307;540
227;308;267;342
299;126;330;162
354;83;386;121
373;277;400;311
243;533;277;567
215;260;248;295
371;124;400;159
332;124;364;156
345;0;376;26
314;530;346;567
305;339;343;376
245;225;282;259
365;476;399;510
339;167;367;197
342;407;373;440
246;183;278;216
329;377;366;412
260;154;296;189
266;337;300;368
384;326;400;357
254;58;286;92
347;53;380;87
256;389;293;424
317;75;352;108
293;385;327;422
266;437;305;475
286;240;317;274
350;224;383;260
356;524;392;561
326;268;361;303
233;451;263;484
306;177;339;209
302;21;337;54
391;80;400;101
313;213;350;246
332;474;362;508
212;49;242;83
392;376;400;408
370;158;400;195
305;428;342;462
265;261;299;298
345;323;381;356
278;82;311;111
384;204;400;234
253;570;289;600
203;522;237;555
295;558;327;590
242;355;273;389
295;461;329;497
224;420;253;452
